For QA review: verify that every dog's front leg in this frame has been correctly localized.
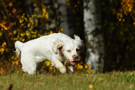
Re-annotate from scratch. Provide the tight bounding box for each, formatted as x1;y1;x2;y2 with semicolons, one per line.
53;59;66;73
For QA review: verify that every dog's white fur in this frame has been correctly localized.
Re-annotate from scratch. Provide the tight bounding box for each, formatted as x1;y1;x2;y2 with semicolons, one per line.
15;33;82;75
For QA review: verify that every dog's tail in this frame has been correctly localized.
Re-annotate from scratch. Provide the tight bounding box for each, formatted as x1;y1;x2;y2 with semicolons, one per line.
15;41;23;57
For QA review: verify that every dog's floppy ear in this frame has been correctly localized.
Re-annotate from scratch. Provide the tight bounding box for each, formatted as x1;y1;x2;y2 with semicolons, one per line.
74;34;84;47
53;39;63;54
74;34;81;41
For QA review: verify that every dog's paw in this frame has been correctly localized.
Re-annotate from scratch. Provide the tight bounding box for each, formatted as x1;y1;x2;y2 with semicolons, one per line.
59;66;66;73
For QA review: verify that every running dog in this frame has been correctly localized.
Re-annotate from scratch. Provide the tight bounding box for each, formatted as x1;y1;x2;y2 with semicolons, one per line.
15;33;83;74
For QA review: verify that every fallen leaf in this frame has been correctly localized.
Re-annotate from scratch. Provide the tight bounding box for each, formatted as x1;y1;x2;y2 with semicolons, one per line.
99;77;103;81
89;84;94;89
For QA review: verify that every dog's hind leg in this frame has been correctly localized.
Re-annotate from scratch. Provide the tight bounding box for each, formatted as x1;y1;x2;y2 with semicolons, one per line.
21;54;37;75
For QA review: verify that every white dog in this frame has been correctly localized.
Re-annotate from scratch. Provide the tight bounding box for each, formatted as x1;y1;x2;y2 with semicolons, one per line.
15;33;82;75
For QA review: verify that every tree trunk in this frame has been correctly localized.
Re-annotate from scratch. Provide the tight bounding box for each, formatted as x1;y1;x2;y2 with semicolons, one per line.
83;0;104;72
57;0;74;36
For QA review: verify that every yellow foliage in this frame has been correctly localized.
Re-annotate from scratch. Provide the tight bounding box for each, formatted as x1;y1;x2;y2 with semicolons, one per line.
20;33;24;37
75;61;92;74
42;8;46;16
19;19;24;23
2;42;6;47
0;67;4;75
49;66;53;70
58;29;64;33
45;12;49;19
16;70;19;74
0;48;4;54
90;69;93;73
133;22;135;25
12;8;16;14
50;31;53;34
15;61;19;65
8;2;13;7
45;61;51;67
0;23;8;30
27;23;30;28
118;0;135;24
75;64;83;70
99;77;103;81
26;32;30;36
89;84;94;89
84;65;88;69
121;0;133;13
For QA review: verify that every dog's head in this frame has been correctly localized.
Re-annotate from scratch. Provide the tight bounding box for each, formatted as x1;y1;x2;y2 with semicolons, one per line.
53;35;83;65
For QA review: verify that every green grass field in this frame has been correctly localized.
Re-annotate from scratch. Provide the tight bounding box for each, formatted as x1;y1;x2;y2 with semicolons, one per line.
0;71;135;90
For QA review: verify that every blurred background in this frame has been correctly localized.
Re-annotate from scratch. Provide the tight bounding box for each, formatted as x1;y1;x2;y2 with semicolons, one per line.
0;0;135;74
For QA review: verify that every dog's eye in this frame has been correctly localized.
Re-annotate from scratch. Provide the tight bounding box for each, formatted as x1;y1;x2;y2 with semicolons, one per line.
76;48;80;52
67;50;71;53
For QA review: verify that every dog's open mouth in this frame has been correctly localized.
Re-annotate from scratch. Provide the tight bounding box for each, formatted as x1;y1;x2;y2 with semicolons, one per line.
69;60;77;65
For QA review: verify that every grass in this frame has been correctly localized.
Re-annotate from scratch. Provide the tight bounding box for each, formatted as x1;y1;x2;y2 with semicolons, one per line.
0;71;135;90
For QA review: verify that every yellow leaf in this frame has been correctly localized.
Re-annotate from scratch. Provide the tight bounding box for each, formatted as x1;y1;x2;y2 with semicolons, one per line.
0;24;8;30
28;23;30;27
129;84;134;89
12;8;16;14
67;3;70;6
2;42;6;47
42;8;46;16
0;32;2;36
11;56;14;59
89;84;94;89
133;22;135;25
15;61;18;65
50;31;53;34
22;39;25;42
26;32;30;36
129;72;133;76
38;82;44;86
12;61;15;65
0;48;4;54
90;69;93;73
45;12;49;19
30;26;33;30
76;64;83;70
80;62;83;64
85;65;88;69
87;70;90;74
13;30;17;34
108;72;113;76
21;33;24;37
19;19;24;23
119;18;121;22
0;67;4;74
25;17;28;21
49;66;53;70
45;61;51;67
16;70;19;74
99;77;103;81
9;2;13;7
